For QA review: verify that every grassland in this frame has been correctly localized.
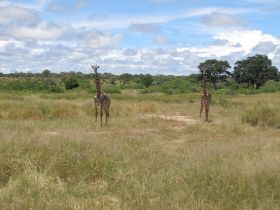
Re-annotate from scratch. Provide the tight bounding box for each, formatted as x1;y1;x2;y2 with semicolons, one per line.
0;90;280;210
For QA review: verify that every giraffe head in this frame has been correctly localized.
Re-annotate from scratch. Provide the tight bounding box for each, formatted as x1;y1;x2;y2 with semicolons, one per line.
203;87;209;95
91;65;100;74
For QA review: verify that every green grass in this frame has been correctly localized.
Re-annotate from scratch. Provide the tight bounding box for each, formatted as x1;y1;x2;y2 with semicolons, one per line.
0;91;280;209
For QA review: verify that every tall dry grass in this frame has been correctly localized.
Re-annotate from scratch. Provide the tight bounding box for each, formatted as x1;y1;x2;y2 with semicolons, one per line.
0;92;280;209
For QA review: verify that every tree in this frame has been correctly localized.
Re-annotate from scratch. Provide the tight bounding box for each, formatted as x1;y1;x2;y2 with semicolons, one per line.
198;59;231;89
233;54;279;89
120;73;132;86
141;74;153;87
42;69;51;78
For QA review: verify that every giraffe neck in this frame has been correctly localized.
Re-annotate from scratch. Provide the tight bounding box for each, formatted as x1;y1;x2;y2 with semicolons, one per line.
94;69;101;97
203;68;206;89
202;68;207;94
203;80;206;90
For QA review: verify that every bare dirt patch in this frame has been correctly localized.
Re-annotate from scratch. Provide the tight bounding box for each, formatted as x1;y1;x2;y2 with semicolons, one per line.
41;131;58;136
140;114;199;124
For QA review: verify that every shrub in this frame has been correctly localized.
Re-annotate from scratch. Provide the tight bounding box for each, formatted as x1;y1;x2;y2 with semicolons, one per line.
64;78;79;90
259;80;280;93
237;88;259;95
0;78;64;93
242;105;280;128
78;78;91;90
140;86;162;94
215;89;236;95
47;86;64;93
103;85;121;94
87;85;121;94
141;78;200;94
141;74;153;87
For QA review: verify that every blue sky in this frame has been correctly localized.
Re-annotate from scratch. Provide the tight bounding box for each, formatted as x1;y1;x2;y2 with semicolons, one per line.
0;0;279;75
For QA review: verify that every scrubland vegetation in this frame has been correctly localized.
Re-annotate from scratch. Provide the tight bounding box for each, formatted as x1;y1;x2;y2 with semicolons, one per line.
0;90;280;210
0;54;280;209
1;55;279;96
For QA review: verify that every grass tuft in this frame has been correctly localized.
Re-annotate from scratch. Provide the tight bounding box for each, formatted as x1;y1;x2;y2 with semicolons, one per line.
242;105;280;128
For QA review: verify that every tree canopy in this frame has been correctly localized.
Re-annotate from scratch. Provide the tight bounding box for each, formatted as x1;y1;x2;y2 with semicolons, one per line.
198;59;231;89
233;55;279;89
42;69;51;78
140;74;153;87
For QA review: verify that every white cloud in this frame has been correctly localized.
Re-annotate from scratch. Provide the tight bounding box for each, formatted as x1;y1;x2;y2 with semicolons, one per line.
178;30;280;59
214;30;280;54
153;35;171;45
251;41;277;54
202;12;246;27
79;30;123;49
0;6;40;24
0;4;70;41
1;29;279;75
129;23;161;33
6;23;67;40
0;39;25;50
124;49;138;56
47;0;89;14
71;7;254;30
0;0;49;11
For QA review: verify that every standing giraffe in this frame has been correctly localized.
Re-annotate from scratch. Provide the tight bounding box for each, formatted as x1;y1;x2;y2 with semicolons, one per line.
200;67;212;122
91;65;111;127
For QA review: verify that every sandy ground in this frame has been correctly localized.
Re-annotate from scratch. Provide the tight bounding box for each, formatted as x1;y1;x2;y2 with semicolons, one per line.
139;114;199;124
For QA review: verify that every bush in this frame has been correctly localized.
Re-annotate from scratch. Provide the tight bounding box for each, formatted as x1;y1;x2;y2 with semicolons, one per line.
47;86;64;93
237;88;259;95
141;78;200;94
64;78;79;90
0;78;64;93
87;85;121;94
122;83;145;90
87;86;96;94
215;89;237;95
140;86;162;94
260;80;280;93
103;85;121;94
78;78;91;90
43;79;64;93
141;74;153;87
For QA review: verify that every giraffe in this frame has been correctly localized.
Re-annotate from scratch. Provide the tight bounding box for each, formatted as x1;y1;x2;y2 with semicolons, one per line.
91;65;111;127
200;67;212;122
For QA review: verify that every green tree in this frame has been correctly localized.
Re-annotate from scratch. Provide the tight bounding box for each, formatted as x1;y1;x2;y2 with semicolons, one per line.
198;59;231;89
42;69;51;78
233;54;279;89
141;74;153;87
64;78;79;90
120;73;132;86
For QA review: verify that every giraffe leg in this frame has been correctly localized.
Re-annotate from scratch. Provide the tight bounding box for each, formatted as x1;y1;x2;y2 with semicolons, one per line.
205;105;209;122
105;108;109;127
200;100;204;118
105;99;110;127
100;106;103;127
95;102;98;123
107;100;110;119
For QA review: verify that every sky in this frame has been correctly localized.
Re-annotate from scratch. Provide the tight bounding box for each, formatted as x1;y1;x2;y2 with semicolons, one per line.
0;0;279;75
